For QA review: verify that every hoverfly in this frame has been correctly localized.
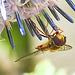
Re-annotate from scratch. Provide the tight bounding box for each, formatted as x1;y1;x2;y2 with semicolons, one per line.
15;22;72;62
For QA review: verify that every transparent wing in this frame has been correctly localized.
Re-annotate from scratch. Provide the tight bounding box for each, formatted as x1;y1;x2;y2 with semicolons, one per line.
15;50;42;62
58;44;72;51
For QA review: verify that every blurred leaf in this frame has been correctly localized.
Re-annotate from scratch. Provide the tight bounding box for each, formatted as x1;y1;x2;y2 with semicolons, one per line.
23;59;68;75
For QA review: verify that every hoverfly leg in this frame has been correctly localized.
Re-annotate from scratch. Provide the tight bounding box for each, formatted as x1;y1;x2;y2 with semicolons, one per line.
52;25;63;35
41;10;58;31
33;21;45;35
50;29;54;35
33;22;49;38
28;19;42;40
57;28;63;34
44;22;49;36
44;21;53;36
34;23;42;35
36;16;49;34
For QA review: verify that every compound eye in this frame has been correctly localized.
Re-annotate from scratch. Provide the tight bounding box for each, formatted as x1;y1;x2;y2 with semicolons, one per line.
52;36;66;46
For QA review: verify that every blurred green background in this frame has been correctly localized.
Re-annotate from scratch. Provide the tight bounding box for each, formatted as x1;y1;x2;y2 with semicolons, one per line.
0;0;75;75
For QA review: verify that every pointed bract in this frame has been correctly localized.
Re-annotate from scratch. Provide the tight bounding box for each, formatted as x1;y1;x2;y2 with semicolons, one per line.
54;5;74;23
41;10;58;31
48;6;60;21
15;11;25;36
66;0;75;11
36;16;49;34
25;19;35;37
5;26;15;49
28;18;42;40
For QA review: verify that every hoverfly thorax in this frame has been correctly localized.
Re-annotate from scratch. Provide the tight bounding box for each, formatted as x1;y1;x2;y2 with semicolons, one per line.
36;41;51;51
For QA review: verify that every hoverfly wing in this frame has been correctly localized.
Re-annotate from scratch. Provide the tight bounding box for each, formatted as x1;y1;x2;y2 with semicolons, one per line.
58;44;72;51
15;50;42;62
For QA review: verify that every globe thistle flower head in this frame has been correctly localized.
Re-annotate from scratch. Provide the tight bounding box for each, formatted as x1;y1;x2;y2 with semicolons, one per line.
0;0;74;49
3;21;15;49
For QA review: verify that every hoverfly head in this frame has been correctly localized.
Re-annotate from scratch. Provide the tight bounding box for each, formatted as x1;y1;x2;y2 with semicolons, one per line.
52;34;66;46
